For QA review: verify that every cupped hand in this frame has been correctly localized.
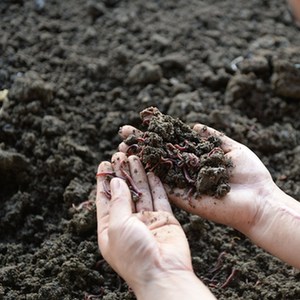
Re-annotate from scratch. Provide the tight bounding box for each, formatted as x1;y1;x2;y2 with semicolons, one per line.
118;124;276;235
96;153;193;293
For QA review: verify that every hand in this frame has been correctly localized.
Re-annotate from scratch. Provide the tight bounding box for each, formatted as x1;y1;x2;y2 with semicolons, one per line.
118;124;275;235
288;0;300;26
96;153;199;297
118;124;300;269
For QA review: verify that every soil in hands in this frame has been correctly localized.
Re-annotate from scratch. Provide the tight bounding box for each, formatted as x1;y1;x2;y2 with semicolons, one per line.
124;107;232;198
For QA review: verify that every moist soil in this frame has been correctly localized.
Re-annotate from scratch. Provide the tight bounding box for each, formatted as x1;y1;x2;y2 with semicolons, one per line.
125;107;232;198
1;0;300;299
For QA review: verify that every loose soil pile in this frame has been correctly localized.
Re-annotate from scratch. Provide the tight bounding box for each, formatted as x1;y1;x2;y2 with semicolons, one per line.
1;0;300;299
125;107;232;197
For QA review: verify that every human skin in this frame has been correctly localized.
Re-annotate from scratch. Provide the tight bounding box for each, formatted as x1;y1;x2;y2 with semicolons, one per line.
118;124;300;269
288;0;300;26
96;153;216;300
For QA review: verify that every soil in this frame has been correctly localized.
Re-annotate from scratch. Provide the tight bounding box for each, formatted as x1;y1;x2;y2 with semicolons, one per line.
125;107;232;198
0;0;300;299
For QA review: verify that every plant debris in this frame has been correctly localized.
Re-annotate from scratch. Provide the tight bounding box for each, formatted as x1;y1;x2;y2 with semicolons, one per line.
124;107;232;198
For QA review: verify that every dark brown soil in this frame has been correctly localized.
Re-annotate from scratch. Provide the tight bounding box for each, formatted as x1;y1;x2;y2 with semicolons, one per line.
1;0;300;299
125;107;232;197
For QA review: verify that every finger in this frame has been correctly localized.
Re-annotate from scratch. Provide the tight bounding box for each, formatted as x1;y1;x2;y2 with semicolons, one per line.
111;152;129;177
96;161;113;248
128;155;153;212
118;125;143;139
111;152;135;213
193;123;236;153
147;172;172;213
118;141;129;153
109;177;132;227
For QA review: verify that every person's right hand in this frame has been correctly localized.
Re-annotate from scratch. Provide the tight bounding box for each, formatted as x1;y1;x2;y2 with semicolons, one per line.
118;123;276;236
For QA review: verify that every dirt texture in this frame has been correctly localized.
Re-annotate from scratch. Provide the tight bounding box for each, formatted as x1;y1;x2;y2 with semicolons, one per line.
125;107;232;197
1;0;300;299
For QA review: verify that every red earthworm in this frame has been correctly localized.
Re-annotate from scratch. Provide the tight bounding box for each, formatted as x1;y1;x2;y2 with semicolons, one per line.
96;171;116;178
182;167;195;183
208;147;222;157
221;268;239;288
120;168;143;198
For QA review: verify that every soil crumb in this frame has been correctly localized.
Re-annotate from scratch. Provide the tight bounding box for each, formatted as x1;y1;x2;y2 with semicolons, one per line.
125;107;232;198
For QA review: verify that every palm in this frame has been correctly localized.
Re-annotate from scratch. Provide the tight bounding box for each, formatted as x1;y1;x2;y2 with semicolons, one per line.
102;211;192;283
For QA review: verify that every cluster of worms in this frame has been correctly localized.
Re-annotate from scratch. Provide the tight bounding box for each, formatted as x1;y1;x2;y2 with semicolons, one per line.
123;107;232;198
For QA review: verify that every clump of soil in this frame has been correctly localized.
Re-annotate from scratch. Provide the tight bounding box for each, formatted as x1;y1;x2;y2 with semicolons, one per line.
125;107;232;197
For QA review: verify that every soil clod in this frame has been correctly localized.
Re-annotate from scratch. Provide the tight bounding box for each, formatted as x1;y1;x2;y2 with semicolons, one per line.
124;107;232;198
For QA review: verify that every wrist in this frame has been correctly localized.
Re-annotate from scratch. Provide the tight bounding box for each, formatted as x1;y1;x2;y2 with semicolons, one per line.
248;182;293;238
133;270;216;300
231;179;278;236
245;183;300;268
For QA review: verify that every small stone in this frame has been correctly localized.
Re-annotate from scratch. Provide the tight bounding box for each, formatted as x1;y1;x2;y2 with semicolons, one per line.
128;61;162;84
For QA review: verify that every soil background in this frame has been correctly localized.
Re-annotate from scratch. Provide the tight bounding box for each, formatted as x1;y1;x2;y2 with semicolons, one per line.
1;0;300;299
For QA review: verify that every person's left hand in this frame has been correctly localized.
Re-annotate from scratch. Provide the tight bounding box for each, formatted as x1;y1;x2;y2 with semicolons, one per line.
96;152;193;294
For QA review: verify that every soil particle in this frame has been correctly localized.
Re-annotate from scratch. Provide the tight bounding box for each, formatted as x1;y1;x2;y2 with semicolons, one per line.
63;178;92;206
150;33;171;48
128;61;163;84
10;71;53;103
225;73;257;104
271;60;300;99
157;52;188;71
0;148;29;174
69;204;96;235
87;0;107;20
238;56;270;76
41;115;66;137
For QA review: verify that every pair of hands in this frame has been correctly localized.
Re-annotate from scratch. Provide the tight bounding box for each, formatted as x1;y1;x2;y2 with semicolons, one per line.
96;123;276;296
